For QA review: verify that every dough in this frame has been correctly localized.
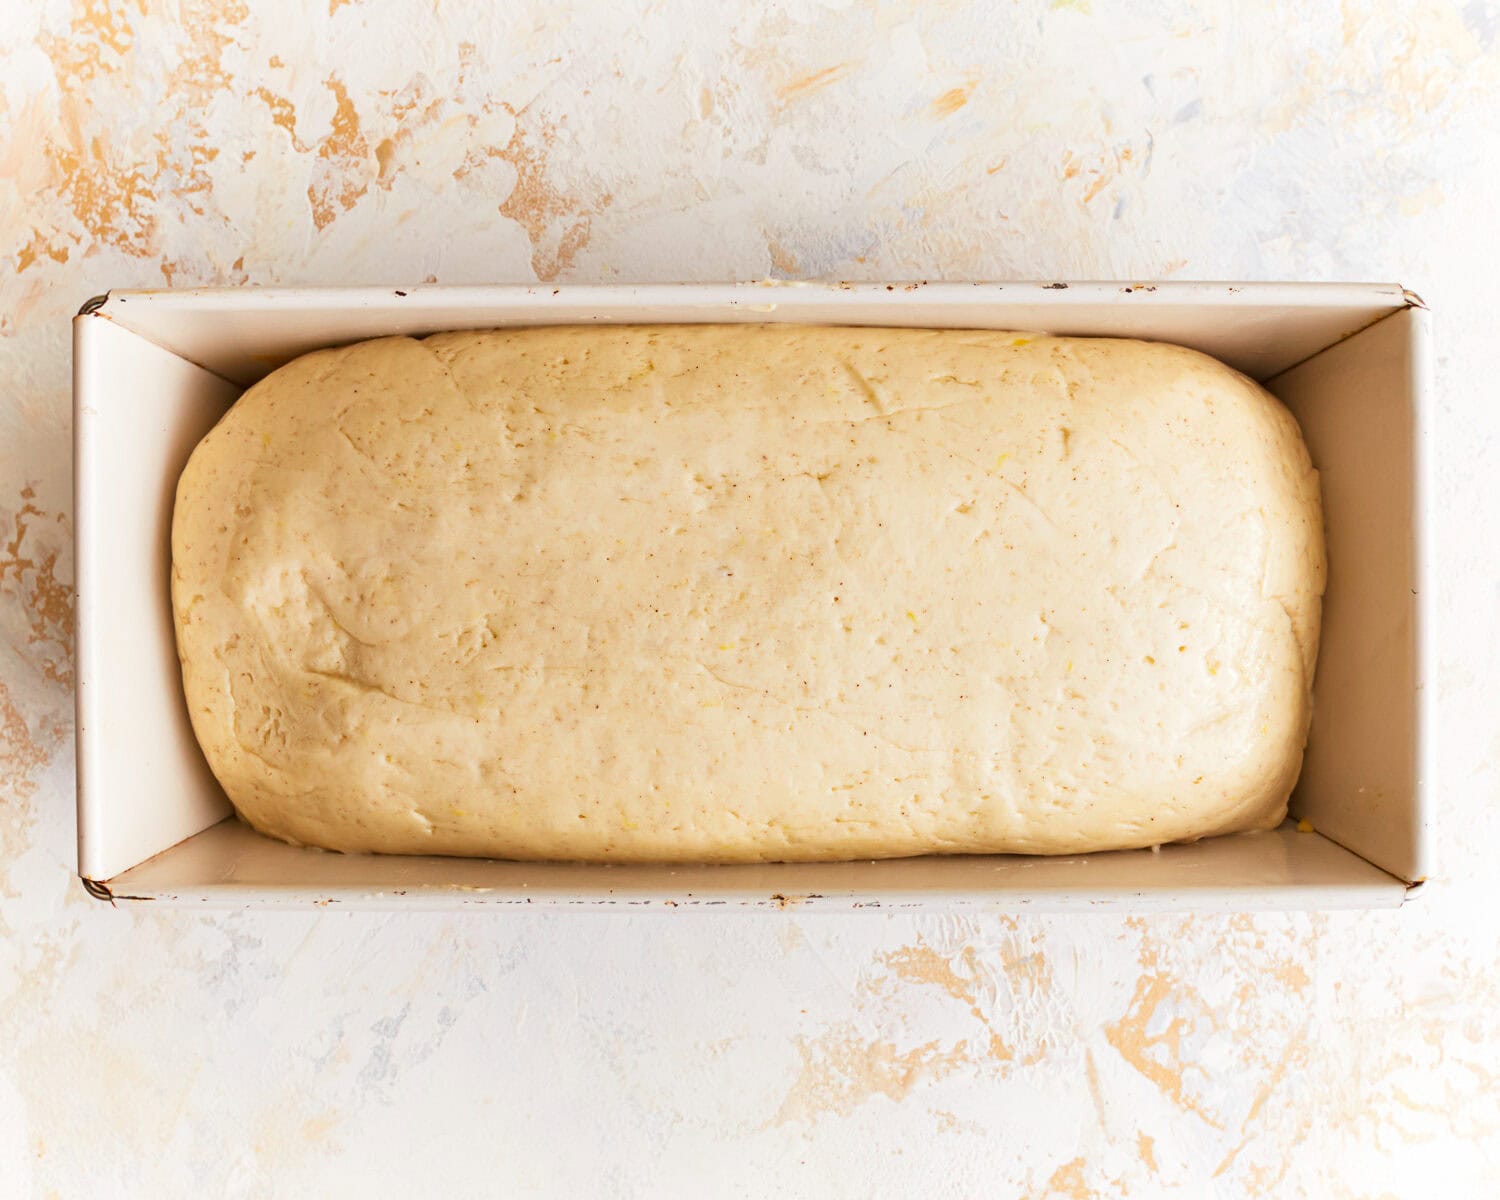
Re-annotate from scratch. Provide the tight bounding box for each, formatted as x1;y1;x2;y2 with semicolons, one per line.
172;325;1324;862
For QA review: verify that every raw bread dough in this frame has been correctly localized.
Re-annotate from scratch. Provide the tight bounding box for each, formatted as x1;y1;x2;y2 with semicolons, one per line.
172;325;1324;862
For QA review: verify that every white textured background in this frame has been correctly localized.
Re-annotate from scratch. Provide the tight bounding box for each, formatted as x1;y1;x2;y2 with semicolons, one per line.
3;1;1499;1195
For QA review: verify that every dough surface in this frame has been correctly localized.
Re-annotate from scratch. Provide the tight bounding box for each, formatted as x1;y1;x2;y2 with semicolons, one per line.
172;325;1324;862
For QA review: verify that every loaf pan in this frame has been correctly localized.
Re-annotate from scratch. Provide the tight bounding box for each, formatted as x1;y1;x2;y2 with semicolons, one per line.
72;282;1433;909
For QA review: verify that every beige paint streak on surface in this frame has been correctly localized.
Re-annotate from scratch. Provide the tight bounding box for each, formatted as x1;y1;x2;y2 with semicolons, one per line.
35;0;139;86
1036;1157;1091;1199
881;940;1014;1060
775;1035;971;1123
930;86;971;117
1105;972;1224;1128
777;63;853;105
1060;143;1142;207
14;232;69;273
0;680;66;894
158;1;246;132
21;0;248;273
770;926;1070;1124
308;78;372;230
254;87;308;151
247;1102;347;1166
766;238;801;276
1212;1028;1310;1181
372;87;444;188
0;682;53;802
497;108;609;280
0;487;73;686
42;141;156;258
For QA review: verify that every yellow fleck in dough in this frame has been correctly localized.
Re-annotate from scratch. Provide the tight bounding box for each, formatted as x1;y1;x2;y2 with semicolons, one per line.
171;325;1324;863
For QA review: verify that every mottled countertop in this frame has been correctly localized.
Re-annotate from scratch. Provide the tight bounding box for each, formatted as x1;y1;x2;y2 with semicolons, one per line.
3;2;1498;1195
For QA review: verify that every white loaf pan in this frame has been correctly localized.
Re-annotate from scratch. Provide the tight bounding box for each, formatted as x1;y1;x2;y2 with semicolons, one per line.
72;282;1433;910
